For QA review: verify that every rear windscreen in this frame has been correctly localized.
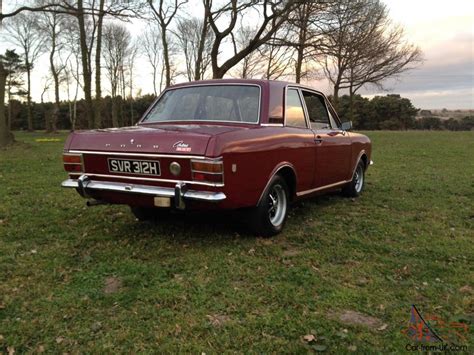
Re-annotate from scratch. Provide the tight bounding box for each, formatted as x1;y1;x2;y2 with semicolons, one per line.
143;85;260;124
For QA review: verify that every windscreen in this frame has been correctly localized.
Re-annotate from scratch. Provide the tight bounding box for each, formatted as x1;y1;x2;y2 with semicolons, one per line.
143;85;260;124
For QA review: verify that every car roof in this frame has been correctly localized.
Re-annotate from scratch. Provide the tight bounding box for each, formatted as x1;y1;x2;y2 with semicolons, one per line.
170;78;292;88
165;79;331;125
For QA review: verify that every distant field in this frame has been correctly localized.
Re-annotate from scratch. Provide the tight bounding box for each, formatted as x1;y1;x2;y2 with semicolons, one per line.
0;131;473;352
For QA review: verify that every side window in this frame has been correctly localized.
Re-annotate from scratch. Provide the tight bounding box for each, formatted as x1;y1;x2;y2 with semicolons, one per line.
302;91;332;129
285;89;307;128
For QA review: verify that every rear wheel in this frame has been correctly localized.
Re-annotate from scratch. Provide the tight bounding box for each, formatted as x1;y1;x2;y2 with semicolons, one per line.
249;175;289;237
342;160;365;197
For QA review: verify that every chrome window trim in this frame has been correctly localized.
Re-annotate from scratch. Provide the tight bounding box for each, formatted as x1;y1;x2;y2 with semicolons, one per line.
261;123;284;127
65;173;224;188
284;86;310;129
299;88;340;130
139;83;262;125
298;88;312;129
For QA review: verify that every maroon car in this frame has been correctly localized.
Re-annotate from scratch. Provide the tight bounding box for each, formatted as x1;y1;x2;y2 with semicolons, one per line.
62;79;372;236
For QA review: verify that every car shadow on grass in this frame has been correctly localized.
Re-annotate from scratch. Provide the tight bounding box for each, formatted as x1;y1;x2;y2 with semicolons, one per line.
108;190;349;246
115;208;256;242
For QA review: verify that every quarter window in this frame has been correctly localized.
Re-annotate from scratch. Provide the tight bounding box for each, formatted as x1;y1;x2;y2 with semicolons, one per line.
285;89;307;128
302;91;332;129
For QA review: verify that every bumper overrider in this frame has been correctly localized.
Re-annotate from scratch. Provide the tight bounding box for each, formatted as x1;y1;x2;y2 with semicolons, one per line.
61;174;226;209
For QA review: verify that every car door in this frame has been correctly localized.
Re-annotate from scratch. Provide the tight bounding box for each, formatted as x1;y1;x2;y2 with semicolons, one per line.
283;88;316;192
300;90;352;188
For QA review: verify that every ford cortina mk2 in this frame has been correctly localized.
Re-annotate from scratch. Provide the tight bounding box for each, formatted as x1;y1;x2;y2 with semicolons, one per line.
62;79;372;236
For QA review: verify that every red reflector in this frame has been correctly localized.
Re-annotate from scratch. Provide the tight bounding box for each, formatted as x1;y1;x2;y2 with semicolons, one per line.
64;164;83;172
192;172;223;183
193;172;207;181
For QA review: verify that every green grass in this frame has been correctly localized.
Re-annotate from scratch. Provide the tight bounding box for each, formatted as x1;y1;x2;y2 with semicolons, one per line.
0;131;473;353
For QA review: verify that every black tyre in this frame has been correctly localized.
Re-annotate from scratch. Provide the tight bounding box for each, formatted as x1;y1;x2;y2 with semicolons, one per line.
342;160;365;197
249;175;289;237
130;206;157;221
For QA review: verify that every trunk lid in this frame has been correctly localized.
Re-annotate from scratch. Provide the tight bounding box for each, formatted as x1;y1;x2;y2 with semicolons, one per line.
67;124;242;155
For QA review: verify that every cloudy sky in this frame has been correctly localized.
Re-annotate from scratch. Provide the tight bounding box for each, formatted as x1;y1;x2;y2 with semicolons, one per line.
1;0;473;109
358;0;474;109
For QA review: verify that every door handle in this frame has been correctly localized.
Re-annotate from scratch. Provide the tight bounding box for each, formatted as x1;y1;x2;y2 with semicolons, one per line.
314;135;323;144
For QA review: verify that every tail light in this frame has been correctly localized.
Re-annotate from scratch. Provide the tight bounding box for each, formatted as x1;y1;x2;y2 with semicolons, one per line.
191;159;224;184
63;153;83;174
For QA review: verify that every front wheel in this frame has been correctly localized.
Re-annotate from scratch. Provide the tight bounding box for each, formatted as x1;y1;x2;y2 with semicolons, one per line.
342;160;365;197
249;175;289;237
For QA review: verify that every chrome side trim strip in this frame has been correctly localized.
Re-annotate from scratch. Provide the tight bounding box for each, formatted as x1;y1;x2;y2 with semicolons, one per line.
261;123;283;127
66;172;224;187
296;180;350;197
68;150;210;160
61;179;226;202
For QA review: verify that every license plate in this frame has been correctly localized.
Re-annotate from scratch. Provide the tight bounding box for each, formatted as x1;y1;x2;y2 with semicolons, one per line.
108;158;160;176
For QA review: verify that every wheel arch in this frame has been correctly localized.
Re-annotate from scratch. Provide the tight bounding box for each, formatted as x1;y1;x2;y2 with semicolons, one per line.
351;150;368;179
257;162;297;205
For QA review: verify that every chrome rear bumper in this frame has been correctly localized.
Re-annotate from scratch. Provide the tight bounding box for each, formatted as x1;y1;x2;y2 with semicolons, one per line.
61;174;226;209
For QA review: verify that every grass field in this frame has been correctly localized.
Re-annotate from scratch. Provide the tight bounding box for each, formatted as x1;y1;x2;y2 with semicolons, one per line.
0;131;473;353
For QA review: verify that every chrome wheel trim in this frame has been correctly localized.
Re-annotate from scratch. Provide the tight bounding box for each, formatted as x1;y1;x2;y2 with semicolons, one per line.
268;184;287;227
354;165;364;193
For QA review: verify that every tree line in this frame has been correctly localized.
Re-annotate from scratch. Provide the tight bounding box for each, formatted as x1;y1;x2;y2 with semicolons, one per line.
1;0;424;147
6;92;473;132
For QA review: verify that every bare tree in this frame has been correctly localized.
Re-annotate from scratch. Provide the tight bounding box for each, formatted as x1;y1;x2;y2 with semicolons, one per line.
174;16;213;81
282;1;328;83
62;55;81;131
127;41;139;125
140;23;163;95
4;13;46;131
203;0;296;79
76;0;95;128
231;25;265;79
93;0;106;129
61;16;82;130
319;1;422;110
260;33;295;80
148;0;188;87
103;23;132;127
39;9;67;132
0;1;144;145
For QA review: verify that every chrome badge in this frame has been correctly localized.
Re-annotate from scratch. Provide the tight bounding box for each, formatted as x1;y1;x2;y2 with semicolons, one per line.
173;141;191;152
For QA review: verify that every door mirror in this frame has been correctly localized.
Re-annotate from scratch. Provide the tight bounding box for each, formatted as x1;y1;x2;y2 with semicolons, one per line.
341;121;352;131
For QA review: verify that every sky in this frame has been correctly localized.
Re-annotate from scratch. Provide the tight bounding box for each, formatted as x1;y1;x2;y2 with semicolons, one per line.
1;0;473;110
358;0;474;109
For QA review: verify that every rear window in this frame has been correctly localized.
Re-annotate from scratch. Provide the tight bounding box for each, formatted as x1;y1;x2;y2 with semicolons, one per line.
143;85;260;124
